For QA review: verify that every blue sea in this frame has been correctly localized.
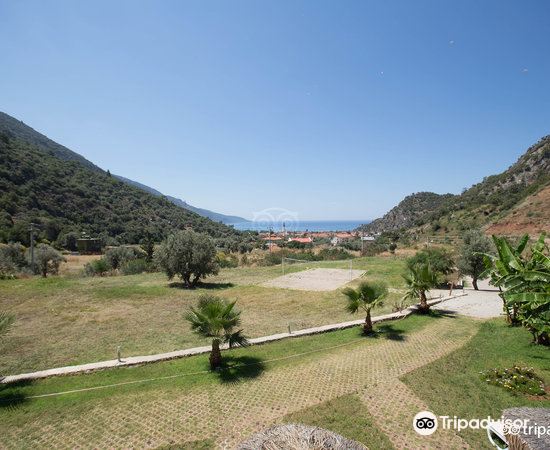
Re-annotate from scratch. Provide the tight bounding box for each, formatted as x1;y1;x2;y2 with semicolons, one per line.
231;220;369;232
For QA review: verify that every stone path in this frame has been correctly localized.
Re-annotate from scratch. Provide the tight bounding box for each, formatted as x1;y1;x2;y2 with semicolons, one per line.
1;315;479;449
1;294;466;383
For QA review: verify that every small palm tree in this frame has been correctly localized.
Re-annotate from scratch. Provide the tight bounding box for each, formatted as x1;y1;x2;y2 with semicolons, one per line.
342;282;388;334
185;295;249;370
403;263;439;313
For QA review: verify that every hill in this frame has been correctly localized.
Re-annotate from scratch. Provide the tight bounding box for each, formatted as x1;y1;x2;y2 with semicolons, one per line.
0;133;246;247
0;111;245;224
358;136;550;237
357;192;455;234
114;175;246;224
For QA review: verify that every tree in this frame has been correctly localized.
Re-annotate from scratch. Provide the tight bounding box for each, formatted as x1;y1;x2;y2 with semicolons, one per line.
185;295;249;369
481;233;550;344
28;243;65;277
155;230;219;288
406;248;454;277
457;230;492;290
342;282;388;334
403;263;439;313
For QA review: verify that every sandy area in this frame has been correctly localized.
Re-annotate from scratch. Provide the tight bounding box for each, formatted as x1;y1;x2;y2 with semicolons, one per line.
432;279;504;319
261;268;366;291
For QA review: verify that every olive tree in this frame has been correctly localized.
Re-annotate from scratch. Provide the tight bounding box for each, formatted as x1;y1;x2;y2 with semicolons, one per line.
155;230;219;288
457;230;492;290
28;243;65;277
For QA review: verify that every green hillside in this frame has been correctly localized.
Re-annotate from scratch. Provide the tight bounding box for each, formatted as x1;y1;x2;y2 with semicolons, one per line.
0;133;246;247
358;136;550;236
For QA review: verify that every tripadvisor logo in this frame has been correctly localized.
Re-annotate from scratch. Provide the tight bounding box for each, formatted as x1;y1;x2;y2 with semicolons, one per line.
413;411;438;436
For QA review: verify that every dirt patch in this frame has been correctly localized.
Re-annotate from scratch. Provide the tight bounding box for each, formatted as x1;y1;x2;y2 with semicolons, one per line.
261;268;366;291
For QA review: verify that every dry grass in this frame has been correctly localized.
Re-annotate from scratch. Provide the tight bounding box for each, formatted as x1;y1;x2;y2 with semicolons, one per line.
0;256;406;374
58;254;101;276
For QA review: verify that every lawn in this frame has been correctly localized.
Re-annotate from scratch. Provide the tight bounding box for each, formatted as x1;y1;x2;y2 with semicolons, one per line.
0;313;436;449
401;319;550;449
0;255;407;374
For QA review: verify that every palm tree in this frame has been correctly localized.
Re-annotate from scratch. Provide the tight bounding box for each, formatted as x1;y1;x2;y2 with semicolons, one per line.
185;295;249;370
342;282;388;334
403;263;439;313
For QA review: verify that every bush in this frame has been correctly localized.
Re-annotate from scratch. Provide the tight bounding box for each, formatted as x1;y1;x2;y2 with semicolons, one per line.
28;243;65;277
318;248;353;260
120;258;149;275
84;258;110;277
481;366;546;396
104;246;144;270
0;242;27;277
406;248;455;276
215;252;239;268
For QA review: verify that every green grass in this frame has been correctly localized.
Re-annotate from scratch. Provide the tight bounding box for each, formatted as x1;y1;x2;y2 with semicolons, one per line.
0;314;433;421
0;256;407;373
401;319;550;449
283;394;394;449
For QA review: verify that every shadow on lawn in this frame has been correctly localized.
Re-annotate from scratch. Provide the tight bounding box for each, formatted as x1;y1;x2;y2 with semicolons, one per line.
0;379;33;410
373;324;407;341
427;309;459;319
217;356;265;383
168;282;235;290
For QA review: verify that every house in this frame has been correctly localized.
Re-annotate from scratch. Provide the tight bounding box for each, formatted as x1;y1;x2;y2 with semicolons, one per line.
288;237;313;244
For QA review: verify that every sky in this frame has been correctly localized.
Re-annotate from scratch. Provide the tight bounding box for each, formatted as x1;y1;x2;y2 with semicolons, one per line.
1;0;549;221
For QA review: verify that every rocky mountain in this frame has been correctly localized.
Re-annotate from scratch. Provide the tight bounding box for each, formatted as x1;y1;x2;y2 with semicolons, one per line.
0;111;245;224
358;136;550;236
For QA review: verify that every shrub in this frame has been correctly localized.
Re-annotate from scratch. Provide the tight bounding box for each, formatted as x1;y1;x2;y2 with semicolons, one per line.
104;246;144;270
215;252;239;268
28;243;65;277
84;258;110;277
120;258;149;275
406;248;455;276
0;242;27;277
481;366;546;396
318;248;353;260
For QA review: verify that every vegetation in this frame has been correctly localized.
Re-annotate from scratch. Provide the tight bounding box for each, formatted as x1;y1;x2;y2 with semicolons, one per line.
481;366;546;396
0;133;246;247
0;312;14;340
342;282;388;334
402;319;550;449
482;233;550;345
0;242;27;278
402;263;439;313
284;395;394;449
406;247;454;277
185;295;249;369
155;230;219;288
29;243;65;277
457;230;492;290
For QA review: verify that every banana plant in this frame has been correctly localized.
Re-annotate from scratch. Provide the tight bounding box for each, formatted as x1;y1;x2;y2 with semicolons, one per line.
481;233;550;345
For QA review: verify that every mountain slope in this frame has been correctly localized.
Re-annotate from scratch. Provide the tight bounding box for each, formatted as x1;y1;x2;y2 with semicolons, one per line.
0;133;243;246
114;175;246;224
0;111;244;223
358;136;550;236
357;192;455;233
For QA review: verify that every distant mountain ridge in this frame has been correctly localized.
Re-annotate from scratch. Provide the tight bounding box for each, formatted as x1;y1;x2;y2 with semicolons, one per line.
358;136;550;236
0;111;245;224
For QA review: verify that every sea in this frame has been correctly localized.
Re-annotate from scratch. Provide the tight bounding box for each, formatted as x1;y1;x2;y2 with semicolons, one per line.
230;220;369;232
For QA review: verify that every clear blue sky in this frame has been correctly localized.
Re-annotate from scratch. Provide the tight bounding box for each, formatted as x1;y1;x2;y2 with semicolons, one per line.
1;0;549;220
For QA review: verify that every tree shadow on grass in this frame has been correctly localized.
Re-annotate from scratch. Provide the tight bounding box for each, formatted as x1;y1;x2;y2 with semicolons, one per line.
372;324;407;341
168;282;234;290
427;309;459;319
216;355;265;384
0;379;33;410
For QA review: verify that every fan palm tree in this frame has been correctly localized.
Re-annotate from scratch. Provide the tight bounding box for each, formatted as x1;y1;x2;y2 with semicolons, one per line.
403;263;439;313
342;281;388;334
185;295;249;370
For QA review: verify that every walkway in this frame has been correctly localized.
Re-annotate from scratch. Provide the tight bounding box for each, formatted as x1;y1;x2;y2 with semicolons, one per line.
1;293;466;383
1;315;479;449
